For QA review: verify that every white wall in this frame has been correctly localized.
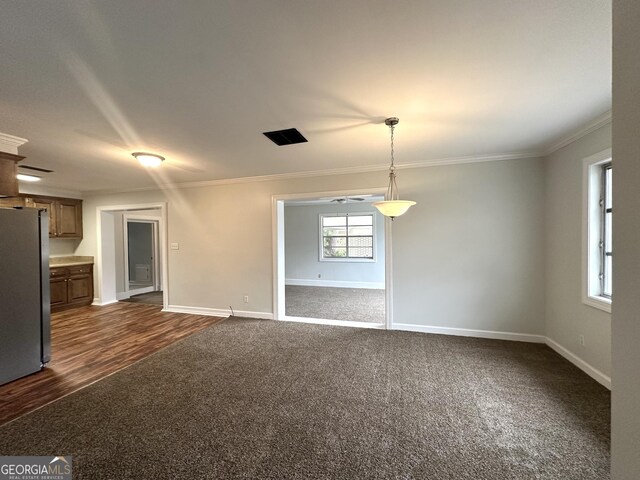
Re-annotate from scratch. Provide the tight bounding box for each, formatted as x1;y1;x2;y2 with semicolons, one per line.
77;156;545;338
392;158;545;336
612;0;640;477
49;239;80;257
544;123;612;379
285;202;385;288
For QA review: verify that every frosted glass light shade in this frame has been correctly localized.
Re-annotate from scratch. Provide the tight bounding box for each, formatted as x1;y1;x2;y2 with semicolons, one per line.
16;173;41;182
132;152;164;168
372;200;416;218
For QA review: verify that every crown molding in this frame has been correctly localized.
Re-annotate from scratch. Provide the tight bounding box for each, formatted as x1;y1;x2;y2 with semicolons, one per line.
84;151;543;196
544;110;612;156
0;132;28;155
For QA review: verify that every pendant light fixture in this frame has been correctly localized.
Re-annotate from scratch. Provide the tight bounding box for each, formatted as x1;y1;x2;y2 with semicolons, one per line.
372;117;416;219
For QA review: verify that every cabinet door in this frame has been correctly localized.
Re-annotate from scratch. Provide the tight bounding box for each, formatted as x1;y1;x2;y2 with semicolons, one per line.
31;198;57;237
50;277;68;308
68;275;93;304
57;200;83;238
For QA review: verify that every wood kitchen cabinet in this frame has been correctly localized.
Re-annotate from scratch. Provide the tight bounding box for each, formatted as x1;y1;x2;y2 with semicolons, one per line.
0;194;83;239
27;196;82;239
50;264;93;312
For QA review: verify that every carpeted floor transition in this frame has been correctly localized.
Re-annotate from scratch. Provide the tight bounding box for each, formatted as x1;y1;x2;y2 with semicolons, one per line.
0;318;610;479
285;285;385;323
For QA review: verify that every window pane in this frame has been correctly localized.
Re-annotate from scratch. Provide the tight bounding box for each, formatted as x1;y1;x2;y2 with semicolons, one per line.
348;226;373;236
605;167;612;210
605;212;612;251
349;247;373;258
323;226;346;237
348;237;372;247
321;213;374;260
323;216;346;227
347;215;373;226
604;255;612;297
324;236;346;247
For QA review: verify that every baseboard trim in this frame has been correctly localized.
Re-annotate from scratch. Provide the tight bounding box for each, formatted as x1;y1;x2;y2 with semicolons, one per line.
286;278;385;289
116;292;130;301
545;337;611;389
91;299;118;306
163;305;273;320
280;316;385;329
392;323;546;344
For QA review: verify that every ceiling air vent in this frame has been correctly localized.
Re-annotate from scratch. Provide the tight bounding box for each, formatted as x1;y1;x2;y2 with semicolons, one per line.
262;128;308;146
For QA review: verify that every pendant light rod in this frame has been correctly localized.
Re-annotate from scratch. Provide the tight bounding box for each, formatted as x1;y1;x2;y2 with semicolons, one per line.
372;117;416;219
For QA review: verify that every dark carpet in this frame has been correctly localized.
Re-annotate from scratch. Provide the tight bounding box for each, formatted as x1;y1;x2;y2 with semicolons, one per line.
120;290;163;306
0;318;610;479
286;285;385;323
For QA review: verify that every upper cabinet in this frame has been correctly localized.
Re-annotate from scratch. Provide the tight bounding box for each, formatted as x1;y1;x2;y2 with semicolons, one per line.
28;196;83;239
0;195;83;239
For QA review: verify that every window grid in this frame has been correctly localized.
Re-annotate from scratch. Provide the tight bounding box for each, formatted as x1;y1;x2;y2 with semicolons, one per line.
321;214;374;260
600;162;612;298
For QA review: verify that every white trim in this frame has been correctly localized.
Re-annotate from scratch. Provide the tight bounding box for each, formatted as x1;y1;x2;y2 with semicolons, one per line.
95;202;168;309
545;111;612;155
0;132;28;154
318;212;376;263
91;298;118;306
281;316;385;329
545;337;611;389
392;323;546;343
77;113;609;197
87;152;540;196
163;304;272;320
285;278;385;289
582;148;613;313
272;187;390;328
123;214;161;294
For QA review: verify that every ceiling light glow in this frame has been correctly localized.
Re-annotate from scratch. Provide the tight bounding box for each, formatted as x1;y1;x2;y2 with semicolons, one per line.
132;152;165;168
16;173;42;182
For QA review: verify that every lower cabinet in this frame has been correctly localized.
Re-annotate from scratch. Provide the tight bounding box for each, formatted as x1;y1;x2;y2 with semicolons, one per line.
50;264;94;312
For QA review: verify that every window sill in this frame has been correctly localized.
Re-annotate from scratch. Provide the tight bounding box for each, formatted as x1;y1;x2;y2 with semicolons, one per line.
583;295;612;314
320;257;376;263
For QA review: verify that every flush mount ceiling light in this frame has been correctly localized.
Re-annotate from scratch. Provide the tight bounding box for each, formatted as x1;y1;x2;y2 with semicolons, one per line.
372;117;416;219
16;173;41;182
132;152;165;168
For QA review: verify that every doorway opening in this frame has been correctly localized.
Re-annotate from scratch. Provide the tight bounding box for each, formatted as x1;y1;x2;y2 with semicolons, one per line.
273;189;392;329
95;203;168;308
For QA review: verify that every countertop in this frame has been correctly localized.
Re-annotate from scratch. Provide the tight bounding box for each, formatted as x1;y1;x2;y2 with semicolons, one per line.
49;256;94;267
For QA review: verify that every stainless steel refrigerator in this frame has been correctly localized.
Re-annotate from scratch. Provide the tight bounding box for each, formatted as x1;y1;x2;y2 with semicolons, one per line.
0;207;51;385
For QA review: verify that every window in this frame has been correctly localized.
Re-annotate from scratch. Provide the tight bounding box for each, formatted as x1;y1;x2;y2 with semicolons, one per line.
583;149;612;312
320;214;374;261
601;163;612;298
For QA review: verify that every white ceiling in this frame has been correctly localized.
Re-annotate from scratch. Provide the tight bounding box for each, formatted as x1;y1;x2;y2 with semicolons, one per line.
0;1;611;194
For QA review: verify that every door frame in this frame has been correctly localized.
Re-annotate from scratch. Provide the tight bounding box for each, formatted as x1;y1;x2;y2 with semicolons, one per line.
95;202;168;308
272;187;393;329
123;215;161;295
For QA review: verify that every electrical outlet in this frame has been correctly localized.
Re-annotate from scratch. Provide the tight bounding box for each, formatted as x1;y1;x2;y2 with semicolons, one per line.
243;295;249;303
579;334;585;347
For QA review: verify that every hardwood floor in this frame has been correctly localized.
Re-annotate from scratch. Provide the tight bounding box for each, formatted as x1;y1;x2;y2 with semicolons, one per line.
0;302;225;426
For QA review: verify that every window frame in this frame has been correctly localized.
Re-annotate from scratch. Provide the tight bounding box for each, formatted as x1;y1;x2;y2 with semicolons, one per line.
318;212;376;263
582;149;612;313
